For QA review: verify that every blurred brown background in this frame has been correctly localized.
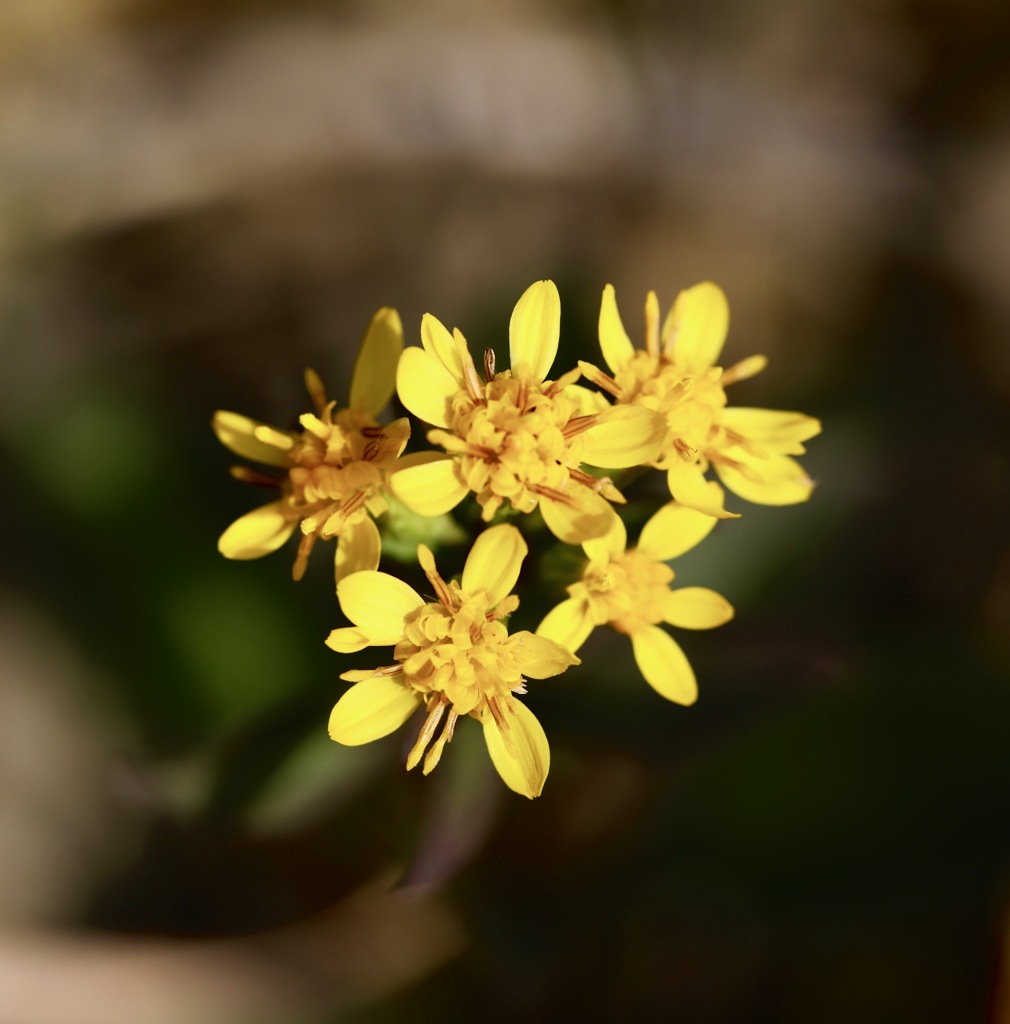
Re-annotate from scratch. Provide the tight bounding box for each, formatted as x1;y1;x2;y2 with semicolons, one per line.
1;1;1009;1022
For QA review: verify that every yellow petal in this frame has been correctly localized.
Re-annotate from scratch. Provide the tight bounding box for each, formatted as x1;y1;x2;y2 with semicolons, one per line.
461;523;527;607
508;631;580;678
337;570;423;643
666;463;740;519
218;501;296;559
387;453;468;516
662;282;729;374
716;453;815;505
581;405;668;468
540;489;618;545
212;410;292;467
565;383;610;416
630;625;698;705
598;284;635;374
509;280;560;383
721;407;822;455
582;511;626;562
662;587;734;630
348;307;403;416
637;497;719;560
335;514;383;583
421;312;465;379
328;676;421;745
481;700;550;799
325;626;372;653
536;598;595;655
396;346;459;428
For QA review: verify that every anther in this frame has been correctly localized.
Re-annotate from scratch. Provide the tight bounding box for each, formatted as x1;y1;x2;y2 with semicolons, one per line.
229;465;283;488
407;698;448;771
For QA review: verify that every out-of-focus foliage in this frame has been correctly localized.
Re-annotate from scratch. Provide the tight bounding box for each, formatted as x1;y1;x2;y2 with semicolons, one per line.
1;0;1009;1021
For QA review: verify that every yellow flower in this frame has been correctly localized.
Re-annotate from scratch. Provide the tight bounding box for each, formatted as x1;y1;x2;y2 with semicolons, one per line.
326;524;578;798
213;308;409;582
537;506;733;705
580;283;821;517
389;281;667;545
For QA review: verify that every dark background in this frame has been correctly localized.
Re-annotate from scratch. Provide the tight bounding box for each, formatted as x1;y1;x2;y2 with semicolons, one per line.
1;1;1009;1021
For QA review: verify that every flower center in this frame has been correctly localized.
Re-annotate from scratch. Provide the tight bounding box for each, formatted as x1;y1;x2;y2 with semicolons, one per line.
615;353;727;469
434;364;598;520
578;551;673;635
395;585;523;715
392;550;526;775
286;406;408;535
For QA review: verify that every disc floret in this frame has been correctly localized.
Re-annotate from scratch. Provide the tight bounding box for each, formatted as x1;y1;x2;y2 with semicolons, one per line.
212;308;409;581
326;524;580;797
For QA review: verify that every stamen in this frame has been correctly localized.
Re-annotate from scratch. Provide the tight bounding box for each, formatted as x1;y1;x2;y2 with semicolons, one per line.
577;361;622;398
483;348;496;382
645;290;661;357
298;413;330;440
487;696;518;757
340;490;367;517
301;501;341;534
253;424;296;451
532;483;576;506
707;452;765;483
514;379;529;415
487;695;508;731
304;368;328;415
461;349;485;404
229;465;283;487
417;546;455;608
722;355;768;386
407;698;448;771
544;367;582;397
562;414;598;440
721;428;768;459
569;467;613;494
422;709;459;775
674;438;697;462
665;377;694;403
292;532;316;581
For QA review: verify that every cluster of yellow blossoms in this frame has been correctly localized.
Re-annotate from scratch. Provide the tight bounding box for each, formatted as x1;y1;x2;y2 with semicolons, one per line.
214;280;820;798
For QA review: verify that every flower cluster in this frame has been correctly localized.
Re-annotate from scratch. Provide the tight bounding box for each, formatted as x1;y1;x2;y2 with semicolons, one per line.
214;280;820;797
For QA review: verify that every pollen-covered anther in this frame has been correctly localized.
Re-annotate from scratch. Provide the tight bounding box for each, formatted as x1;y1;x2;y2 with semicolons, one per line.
568;467;618;497
720;428;768;459
544;367;582;398
461;348;486;403
291;532;317;581
407;696;448;771
721;355;767;386
304;367;328;413
674;438;698;461
577;360;623;397
531;482;577;505
418;545;455;608
422;708;459;774
561;414;599;440
664;377;694;402
707;452;765;483
229;465;281;487
483;348;496;382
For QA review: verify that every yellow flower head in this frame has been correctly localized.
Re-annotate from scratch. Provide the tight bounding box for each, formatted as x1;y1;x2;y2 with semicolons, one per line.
213;308;409;582
326;523;578;798
580;283;821;517
537;506;733;706
389;281;667;545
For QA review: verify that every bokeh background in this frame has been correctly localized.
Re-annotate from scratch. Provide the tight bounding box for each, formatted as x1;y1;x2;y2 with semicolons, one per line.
2;1;1010;1022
